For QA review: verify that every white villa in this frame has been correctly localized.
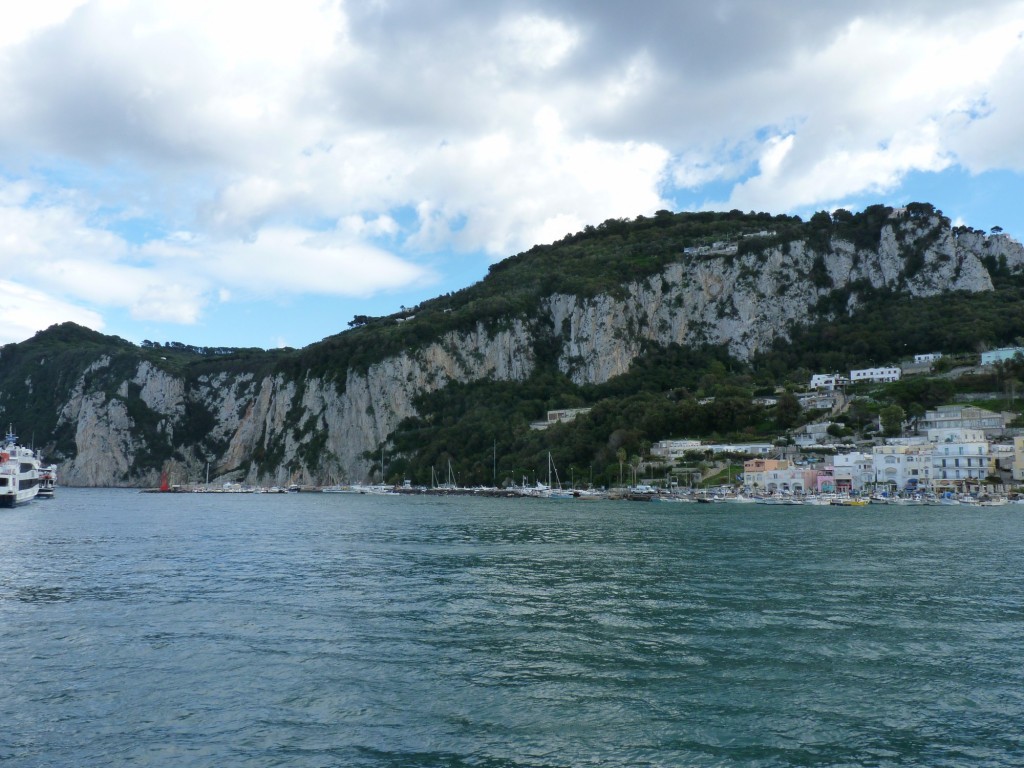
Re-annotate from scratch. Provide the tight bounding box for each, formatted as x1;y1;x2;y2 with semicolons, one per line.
850;366;901;383
810;373;846;390
810;367;901;389
981;347;1024;365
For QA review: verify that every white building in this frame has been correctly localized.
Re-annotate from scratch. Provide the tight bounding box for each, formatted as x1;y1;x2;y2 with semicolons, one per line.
928;428;992;489
651;440;775;460
742;459;809;493
980;347;1024;365
650;439;702;460
914;353;942;364
529;407;592;430
832;452;874;492
872;443;932;491
793;422;834;447
810;373;847;390
917;405;1011;438
702;443;775;455
1014;436;1024;482
850;366;902;383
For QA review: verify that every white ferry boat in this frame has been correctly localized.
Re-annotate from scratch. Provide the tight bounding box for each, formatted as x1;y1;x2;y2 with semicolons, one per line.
0;428;41;508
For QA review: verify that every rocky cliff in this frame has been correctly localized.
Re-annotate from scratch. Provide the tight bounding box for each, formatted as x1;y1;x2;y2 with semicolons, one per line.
6;207;1024;487
54;320;535;486
549;214;1020;384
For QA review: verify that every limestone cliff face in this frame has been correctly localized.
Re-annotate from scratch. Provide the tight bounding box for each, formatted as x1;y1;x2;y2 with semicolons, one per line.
548;216;1021;384
56;320;534;486
37;218;1024;486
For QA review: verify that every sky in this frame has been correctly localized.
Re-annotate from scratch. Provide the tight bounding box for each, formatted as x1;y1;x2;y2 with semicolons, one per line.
2;1;1024;349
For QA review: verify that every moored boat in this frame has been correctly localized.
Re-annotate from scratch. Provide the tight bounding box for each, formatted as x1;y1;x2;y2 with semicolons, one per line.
37;463;57;499
0;427;41;508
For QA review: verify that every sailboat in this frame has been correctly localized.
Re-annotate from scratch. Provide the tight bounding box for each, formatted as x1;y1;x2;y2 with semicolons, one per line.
432;459;459;492
539;453;573;498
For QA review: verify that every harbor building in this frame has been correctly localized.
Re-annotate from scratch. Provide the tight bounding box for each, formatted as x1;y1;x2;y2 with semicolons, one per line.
872;443;932;492
832;452;874;492
928;428;992;490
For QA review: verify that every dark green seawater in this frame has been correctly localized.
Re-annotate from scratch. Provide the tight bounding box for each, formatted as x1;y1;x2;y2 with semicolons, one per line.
2;489;1023;767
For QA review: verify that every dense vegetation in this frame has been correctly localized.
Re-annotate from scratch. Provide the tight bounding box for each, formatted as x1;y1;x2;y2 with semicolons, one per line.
2;203;1022;486
381;272;1024;488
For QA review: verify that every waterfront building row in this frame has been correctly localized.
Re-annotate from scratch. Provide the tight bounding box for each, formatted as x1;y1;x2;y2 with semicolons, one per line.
739;428;1005;494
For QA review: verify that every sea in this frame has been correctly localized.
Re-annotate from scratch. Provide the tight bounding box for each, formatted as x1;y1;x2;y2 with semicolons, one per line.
2;489;1023;767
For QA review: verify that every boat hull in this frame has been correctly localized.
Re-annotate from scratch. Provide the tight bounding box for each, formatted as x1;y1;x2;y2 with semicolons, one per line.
0;483;39;507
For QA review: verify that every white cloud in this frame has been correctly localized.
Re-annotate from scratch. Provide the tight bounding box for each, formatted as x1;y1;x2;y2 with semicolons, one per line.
0;1;87;48
0;182;430;333
495;13;580;71
0;280;103;345
2;1;1024;345
202;226;431;298
689;6;1024;211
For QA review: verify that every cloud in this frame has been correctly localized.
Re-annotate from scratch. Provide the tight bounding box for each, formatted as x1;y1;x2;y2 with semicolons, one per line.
202;226;432;298
2;1;1024;345
0;280;103;345
949;35;1024;171
0;180;431;332
691;5;1024;211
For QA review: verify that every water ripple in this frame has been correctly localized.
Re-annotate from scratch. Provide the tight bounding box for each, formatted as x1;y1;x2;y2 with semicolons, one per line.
1;492;1023;766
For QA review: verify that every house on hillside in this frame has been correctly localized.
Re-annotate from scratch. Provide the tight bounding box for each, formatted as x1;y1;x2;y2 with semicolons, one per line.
981;347;1024;365
650;439;703;460
916;405;1012;438
792;422;834;447
810;373;848;390
850;366;901;383
529;407;592;430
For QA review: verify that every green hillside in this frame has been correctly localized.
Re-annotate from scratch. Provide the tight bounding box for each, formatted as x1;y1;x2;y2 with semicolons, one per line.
1;203;1021;486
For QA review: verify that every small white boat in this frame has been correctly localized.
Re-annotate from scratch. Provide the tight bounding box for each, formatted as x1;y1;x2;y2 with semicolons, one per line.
978;497;1008;507
755;495;802;506
37;464;57;499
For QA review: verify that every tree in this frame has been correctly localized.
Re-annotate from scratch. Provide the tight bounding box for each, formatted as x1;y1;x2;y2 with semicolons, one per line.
774;392;802;429
880;405;905;437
